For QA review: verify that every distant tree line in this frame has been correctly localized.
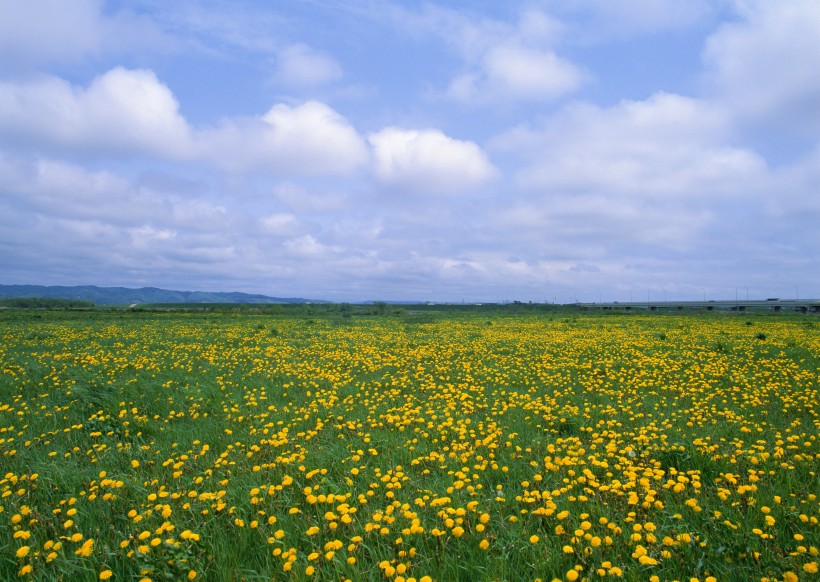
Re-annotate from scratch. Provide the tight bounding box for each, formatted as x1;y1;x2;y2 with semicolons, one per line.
0;297;95;308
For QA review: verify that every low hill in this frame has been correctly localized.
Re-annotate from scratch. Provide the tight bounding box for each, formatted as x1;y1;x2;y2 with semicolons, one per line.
0;285;322;306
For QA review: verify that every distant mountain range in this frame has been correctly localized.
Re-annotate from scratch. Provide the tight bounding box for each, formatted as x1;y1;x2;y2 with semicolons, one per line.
0;285;324;306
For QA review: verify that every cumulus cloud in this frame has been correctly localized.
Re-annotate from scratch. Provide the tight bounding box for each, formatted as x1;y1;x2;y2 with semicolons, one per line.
0;154;230;230
499;92;765;198
0;68;368;176
199;101;368;175
275;43;343;87
381;4;584;105
368;128;497;194
0;154;137;223
703;0;820;134
488;92;770;258
0;153;245;287
0;67;191;158
447;44;586;103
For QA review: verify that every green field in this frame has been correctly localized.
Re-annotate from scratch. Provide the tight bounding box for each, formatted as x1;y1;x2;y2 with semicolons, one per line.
1;309;818;581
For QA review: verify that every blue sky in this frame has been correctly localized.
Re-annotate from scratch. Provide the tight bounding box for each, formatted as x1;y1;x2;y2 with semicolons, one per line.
1;0;818;302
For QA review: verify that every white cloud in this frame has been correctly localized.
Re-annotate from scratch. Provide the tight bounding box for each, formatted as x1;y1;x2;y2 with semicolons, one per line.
550;0;716;38
130;2;284;57
0;67;191;158
384;4;564;58
0;154;147;224
500;92;764;198
272;182;348;213
0;0;101;66
0;154;229;230
283;234;340;259
703;0;820;134
260;213;300;236
0;68;368;176
0;0;170;70
448;43;586;103
489;92;769;256
0;152;246;285
130;225;177;249
368;128;497;194
275;43;343;87
200;101;368;175
380;4;584;105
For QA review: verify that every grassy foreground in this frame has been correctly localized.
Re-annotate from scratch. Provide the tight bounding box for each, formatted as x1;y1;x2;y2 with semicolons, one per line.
0;309;818;581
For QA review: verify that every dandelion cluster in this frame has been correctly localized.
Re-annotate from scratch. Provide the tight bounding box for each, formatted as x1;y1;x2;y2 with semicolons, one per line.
1;309;817;580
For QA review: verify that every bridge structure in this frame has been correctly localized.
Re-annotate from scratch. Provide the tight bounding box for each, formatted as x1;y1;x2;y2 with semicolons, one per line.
572;299;820;313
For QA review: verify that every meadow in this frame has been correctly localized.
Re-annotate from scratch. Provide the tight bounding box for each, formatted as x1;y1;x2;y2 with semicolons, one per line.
0;308;817;581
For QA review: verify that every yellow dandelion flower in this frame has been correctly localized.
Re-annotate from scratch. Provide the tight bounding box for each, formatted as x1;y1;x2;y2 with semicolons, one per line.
75;538;95;557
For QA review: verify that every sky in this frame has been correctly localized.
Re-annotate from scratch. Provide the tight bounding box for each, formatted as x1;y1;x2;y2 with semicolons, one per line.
0;0;818;303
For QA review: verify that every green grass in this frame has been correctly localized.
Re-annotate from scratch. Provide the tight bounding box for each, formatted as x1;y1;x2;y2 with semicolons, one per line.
0;309;817;581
